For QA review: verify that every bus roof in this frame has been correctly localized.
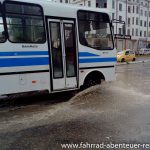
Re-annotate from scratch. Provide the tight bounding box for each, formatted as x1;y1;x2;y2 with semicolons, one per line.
0;0;111;18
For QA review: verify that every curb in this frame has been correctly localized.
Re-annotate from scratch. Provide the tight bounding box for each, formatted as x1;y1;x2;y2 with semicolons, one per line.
116;60;150;66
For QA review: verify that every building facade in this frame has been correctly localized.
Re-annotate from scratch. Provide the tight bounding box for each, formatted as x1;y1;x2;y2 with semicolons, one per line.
53;0;150;51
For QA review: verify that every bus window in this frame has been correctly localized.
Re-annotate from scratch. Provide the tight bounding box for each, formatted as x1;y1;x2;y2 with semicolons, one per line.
0;4;5;43
5;2;45;43
78;10;114;50
50;22;63;78
64;23;76;77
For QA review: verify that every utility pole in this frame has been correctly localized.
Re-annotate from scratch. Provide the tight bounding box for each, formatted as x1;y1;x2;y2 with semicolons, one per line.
124;0;127;50
147;1;149;47
116;0;118;49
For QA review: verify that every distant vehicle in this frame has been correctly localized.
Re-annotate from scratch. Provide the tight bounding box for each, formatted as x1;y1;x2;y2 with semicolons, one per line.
139;48;150;55
117;50;136;62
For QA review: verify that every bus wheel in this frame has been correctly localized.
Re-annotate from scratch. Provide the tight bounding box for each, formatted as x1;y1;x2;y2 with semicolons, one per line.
84;75;101;89
86;79;101;88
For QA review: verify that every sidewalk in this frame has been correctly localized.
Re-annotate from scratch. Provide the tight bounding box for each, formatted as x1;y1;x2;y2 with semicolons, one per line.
117;56;150;65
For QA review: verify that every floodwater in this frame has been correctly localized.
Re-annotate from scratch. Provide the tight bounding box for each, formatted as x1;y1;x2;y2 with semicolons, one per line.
0;62;150;150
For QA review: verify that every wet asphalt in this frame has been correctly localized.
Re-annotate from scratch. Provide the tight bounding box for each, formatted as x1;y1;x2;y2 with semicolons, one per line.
0;61;150;150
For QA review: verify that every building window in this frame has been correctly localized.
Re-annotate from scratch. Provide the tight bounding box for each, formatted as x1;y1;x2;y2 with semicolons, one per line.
145;3;148;7
140;20;143;26
144;31;147;37
144;21;147;27
119;28;122;34
88;1;91;7
5;2;46;43
119;3;122;11
136;29;138;36
136;18;138;25
145;11;147;17
132;17;134;25
149;31;150;37
132;28;134;36
96;3;99;7
128;18;130;25
112;0;115;9
60;0;62;2
78;10;114;50
104;3;107;8
127;29;130;35
112;13;115;19
119;16;122;21
140;31;142;37
65;0;68;3
141;9;143;16
128;6;131;13
136;6;139;14
133;6;135;13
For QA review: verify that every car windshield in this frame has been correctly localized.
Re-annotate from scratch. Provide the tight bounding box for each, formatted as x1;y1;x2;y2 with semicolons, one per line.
117;51;124;55
130;51;135;54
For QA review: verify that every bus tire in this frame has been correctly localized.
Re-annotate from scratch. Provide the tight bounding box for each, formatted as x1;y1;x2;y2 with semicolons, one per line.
85;78;101;88
83;71;104;89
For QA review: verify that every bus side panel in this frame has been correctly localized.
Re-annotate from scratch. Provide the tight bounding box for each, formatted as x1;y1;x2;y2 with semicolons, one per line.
0;42;51;95
79;67;116;87
78;44;116;87
0;73;50;95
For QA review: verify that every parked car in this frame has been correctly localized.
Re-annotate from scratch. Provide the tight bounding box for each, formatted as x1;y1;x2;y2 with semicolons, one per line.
139;48;150;55
117;50;136;62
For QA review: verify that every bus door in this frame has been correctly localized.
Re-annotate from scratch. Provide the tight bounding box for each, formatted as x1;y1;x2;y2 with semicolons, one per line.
48;19;78;91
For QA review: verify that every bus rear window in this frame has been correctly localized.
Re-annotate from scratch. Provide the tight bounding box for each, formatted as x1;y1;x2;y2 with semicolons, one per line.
78;10;114;50
5;2;46;43
0;4;5;43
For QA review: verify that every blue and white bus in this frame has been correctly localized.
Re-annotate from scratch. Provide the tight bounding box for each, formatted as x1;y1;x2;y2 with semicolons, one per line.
0;0;116;96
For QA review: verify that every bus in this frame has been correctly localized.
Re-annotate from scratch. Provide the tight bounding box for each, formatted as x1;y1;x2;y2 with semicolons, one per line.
0;0;116;96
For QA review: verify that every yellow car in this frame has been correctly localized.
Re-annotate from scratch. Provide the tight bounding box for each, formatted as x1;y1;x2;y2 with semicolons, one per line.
117;50;136;62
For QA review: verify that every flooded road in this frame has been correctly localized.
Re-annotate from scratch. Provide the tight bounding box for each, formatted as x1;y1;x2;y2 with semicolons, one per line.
0;62;150;150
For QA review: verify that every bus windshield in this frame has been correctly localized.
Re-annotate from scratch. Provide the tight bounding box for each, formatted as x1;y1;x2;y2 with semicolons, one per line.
0;3;5;42
78;11;114;50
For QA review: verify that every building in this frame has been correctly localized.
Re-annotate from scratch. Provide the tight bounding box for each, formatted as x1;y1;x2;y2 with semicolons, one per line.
112;0;150;51
53;0;150;52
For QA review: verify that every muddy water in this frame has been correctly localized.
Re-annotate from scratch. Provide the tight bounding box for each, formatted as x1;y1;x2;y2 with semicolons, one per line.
0;63;150;149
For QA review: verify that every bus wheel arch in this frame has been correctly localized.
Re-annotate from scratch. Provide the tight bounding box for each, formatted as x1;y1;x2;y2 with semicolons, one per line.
82;71;105;89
